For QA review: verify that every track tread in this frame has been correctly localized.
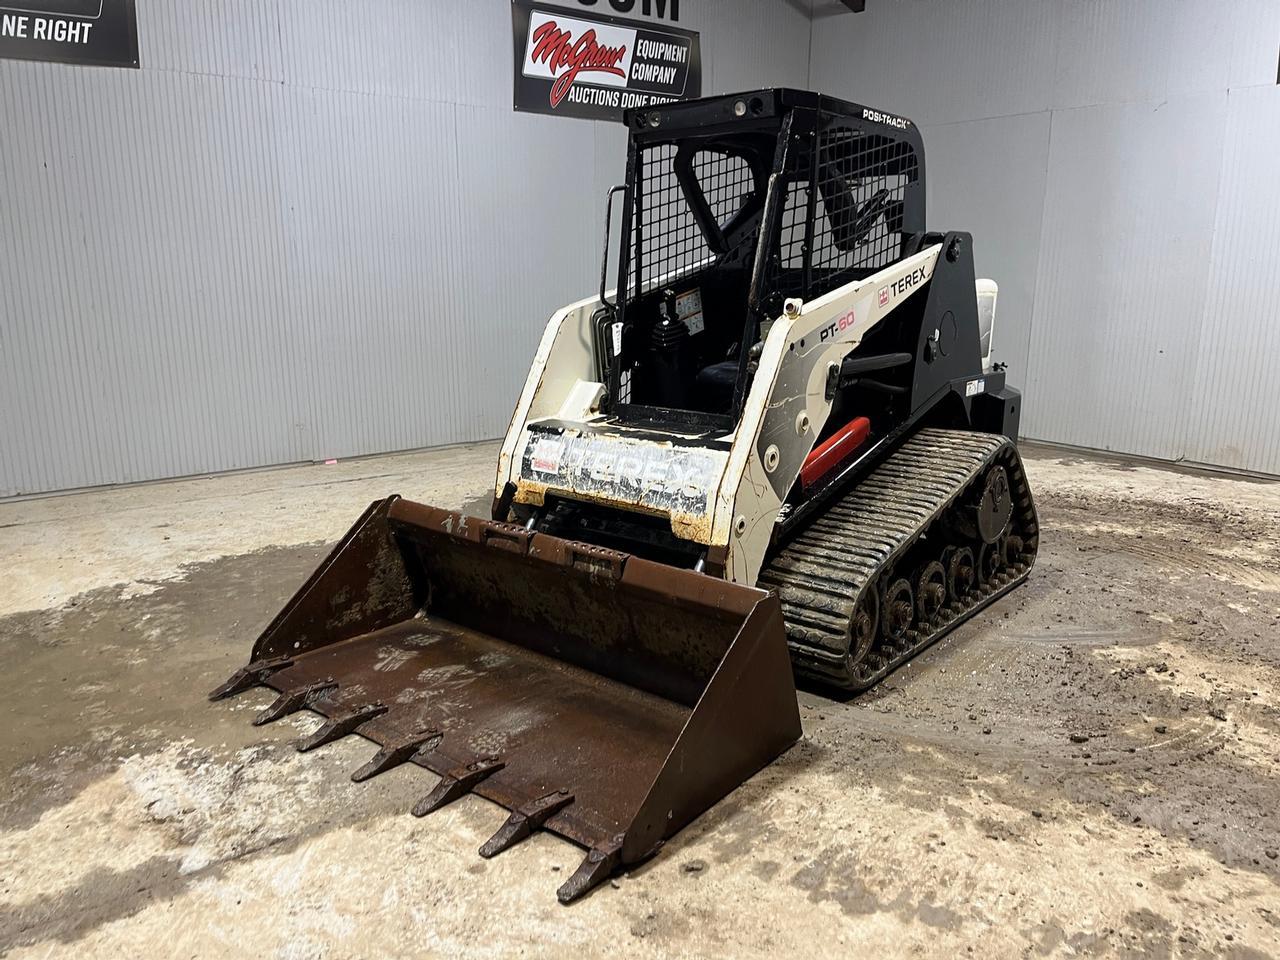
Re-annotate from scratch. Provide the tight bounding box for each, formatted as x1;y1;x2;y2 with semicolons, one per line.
758;428;1040;690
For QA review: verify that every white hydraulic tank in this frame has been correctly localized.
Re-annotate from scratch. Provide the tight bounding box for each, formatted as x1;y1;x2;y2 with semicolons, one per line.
975;279;998;373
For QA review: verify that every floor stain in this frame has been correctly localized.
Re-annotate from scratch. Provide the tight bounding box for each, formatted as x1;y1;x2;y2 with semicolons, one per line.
3;448;1280;958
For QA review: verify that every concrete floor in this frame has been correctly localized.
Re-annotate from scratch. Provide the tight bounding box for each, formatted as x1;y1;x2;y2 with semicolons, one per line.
3;441;1279;958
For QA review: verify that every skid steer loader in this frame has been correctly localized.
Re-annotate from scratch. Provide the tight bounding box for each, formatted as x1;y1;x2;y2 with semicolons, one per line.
212;89;1038;902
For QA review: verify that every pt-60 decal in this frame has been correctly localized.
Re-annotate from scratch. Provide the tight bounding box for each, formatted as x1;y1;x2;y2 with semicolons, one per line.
818;307;860;343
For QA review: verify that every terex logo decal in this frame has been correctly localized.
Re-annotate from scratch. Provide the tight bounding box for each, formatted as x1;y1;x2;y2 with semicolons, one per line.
878;286;890;307
522;432;721;515
526;16;632;107
886;266;928;300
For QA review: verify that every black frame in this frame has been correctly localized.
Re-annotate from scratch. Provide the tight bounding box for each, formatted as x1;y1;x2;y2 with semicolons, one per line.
604;88;926;430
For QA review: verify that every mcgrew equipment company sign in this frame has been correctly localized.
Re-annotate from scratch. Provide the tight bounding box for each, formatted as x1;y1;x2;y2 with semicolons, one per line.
512;0;701;122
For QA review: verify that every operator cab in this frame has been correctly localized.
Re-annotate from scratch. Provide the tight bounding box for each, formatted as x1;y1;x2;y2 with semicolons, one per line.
598;89;925;433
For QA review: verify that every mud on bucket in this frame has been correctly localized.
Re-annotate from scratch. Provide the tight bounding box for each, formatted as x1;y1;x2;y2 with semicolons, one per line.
210;495;801;902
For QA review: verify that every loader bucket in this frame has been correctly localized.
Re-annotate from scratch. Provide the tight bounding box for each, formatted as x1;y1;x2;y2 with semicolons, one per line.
210;496;801;901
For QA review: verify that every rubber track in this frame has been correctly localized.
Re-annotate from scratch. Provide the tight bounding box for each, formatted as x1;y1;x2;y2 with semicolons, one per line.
758;428;1039;691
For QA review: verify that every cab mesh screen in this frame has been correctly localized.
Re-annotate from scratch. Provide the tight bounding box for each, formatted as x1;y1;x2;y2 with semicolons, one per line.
776;124;919;302
632;145;754;292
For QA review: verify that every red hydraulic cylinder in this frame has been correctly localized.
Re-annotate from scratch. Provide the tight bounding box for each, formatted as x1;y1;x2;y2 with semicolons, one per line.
800;416;871;490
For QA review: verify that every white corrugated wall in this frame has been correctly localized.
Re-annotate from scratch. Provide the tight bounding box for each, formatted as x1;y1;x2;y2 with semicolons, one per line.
7;0;1277;494
0;0;815;496
810;0;1280;475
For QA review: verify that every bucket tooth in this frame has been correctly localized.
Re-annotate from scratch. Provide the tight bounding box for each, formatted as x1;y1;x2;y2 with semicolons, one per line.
478;790;574;859
350;729;441;783
557;841;623;904
209;656;293;701
296;702;388;753
252;679;337;726
412;757;505;817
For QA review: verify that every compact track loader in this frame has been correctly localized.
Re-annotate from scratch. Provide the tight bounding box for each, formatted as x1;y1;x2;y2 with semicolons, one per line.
212;89;1038;902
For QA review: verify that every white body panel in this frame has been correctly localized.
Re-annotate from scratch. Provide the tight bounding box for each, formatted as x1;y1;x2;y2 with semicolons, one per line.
495;245;943;585
975;279;998;373
495;293;604;497
715;245;941;583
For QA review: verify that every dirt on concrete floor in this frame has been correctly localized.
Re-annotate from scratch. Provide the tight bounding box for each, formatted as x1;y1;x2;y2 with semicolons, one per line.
2;442;1279;959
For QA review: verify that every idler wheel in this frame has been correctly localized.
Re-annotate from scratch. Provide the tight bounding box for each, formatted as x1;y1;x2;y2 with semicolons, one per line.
883;578;914;643
946;546;976;601
1004;534;1025;567
915;561;947;624
850;583;880;664
978;537;1006;586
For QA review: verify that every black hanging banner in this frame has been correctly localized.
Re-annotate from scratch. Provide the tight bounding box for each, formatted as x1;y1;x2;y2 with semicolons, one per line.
512;0;701;122
0;0;139;68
